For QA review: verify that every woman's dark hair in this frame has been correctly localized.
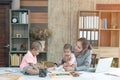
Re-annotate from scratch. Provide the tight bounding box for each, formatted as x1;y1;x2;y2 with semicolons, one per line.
77;37;92;51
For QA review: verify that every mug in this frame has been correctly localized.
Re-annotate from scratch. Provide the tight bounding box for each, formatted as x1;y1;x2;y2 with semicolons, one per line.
39;68;47;77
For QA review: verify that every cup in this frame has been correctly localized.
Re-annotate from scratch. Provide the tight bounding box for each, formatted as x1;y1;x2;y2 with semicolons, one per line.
39;68;47;77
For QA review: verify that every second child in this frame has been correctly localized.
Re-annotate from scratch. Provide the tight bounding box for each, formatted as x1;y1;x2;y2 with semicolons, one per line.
59;44;77;71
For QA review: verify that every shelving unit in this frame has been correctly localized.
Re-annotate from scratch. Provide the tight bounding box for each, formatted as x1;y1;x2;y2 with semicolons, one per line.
78;11;99;48
78;10;120;67
9;9;30;67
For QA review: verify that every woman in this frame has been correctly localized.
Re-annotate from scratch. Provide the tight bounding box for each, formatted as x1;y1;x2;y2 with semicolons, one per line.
75;38;92;71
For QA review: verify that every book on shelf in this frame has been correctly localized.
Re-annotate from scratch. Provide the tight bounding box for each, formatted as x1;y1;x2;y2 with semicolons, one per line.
103;18;107;29
83;16;87;28
19;12;22;24
11;54;19;66
91;31;95;47
95;31;98;47
19;54;23;65
79;16;99;29
79;16;84;29
11;53;24;66
83;31;87;38
79;31;83;38
19;12;28;24
87;31;91;40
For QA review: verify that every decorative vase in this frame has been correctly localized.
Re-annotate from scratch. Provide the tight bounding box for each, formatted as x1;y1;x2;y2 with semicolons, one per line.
39;40;45;51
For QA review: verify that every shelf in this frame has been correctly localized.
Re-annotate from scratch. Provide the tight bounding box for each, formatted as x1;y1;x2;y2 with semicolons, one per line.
9;66;19;67
11;23;28;25
10;51;27;53
12;9;29;12
78;10;120;67
11;37;29;39
79;28;99;31
100;29;120;31
40;51;47;53
9;9;30;67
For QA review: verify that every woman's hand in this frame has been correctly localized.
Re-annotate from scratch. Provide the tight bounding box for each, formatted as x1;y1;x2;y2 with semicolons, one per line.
63;66;75;71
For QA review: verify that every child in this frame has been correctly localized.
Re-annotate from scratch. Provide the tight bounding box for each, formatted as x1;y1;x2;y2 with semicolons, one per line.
20;41;42;75
60;44;77;71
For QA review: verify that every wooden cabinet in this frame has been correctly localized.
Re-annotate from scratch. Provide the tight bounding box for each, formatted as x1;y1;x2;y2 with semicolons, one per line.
9;9;30;66
78;11;120;67
99;11;120;47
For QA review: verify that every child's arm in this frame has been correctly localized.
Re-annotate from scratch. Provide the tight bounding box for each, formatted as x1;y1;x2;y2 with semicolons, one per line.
29;63;39;71
63;64;76;71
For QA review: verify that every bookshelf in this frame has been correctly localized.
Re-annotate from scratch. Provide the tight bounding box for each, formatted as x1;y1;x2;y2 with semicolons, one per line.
9;9;30;67
78;11;99;48
78;11;120;67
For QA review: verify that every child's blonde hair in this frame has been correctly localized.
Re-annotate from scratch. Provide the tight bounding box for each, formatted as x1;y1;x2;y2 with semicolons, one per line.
30;41;42;50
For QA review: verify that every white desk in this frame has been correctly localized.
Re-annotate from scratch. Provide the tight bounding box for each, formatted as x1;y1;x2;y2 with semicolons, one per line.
0;67;120;80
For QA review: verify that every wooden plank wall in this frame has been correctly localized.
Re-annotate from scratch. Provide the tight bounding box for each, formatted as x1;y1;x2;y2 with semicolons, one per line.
20;0;48;29
96;4;120;10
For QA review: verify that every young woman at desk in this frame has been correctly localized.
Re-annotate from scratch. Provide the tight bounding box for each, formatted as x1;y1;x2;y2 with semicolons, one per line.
74;38;92;71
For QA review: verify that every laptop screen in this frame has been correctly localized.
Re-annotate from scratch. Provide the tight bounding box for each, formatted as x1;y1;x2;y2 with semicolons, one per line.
95;57;113;73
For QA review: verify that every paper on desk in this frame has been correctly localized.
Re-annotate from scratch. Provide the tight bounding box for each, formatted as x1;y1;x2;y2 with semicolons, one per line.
0;77;8;80
81;72;120;80
104;68;120;77
0;68;19;74
55;65;65;72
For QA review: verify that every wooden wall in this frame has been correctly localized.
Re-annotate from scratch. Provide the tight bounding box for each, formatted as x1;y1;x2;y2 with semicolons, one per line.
20;0;48;29
48;0;120;62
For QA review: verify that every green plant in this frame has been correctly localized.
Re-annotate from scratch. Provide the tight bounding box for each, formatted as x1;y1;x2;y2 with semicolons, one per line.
111;22;117;26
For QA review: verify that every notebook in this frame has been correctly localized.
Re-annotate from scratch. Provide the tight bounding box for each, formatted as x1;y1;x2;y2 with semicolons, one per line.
49;72;72;78
89;57;113;73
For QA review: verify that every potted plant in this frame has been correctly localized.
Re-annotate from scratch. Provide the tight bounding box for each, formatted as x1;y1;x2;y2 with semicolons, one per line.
30;28;52;51
111;22;117;29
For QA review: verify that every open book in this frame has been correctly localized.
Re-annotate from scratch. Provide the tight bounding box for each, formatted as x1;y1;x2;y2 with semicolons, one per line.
49;72;72;78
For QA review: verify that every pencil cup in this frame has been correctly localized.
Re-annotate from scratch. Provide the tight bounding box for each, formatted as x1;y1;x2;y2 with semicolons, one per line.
39;69;47;77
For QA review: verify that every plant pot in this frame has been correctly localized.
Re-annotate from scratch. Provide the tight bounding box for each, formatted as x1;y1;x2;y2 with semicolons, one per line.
112;26;116;29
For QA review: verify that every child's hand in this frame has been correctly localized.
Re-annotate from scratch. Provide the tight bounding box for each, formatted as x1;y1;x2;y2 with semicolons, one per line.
63;66;75;71
38;63;44;69
47;67;55;71
63;56;70;62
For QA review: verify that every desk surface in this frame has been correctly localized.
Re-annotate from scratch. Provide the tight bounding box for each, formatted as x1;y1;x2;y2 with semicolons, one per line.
0;67;120;80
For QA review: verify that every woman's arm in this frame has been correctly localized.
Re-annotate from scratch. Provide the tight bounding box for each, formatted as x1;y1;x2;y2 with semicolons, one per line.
76;50;91;71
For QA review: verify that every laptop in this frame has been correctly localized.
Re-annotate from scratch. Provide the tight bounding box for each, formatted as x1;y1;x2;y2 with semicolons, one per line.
89;57;113;73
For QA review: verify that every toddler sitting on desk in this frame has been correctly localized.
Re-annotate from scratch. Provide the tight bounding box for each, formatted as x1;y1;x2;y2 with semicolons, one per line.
58;44;77;71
